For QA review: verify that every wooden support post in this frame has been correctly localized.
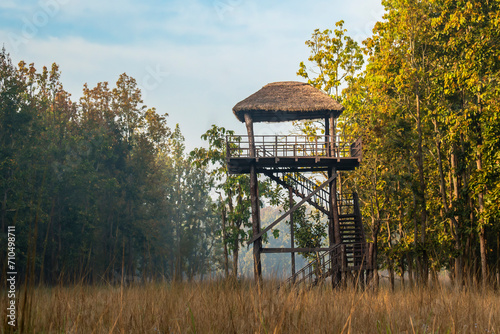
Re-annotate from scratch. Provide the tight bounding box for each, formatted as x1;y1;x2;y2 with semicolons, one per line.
329;114;336;157
329;167;341;246
248;173;336;245
250;165;262;282
328;112;341;246
331;247;341;289
325;117;330;156
289;188;295;281
245;113;256;157
245;113;262;282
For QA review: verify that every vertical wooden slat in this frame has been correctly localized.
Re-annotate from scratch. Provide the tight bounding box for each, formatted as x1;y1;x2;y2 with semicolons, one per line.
315;136;318;159
274;136;278;157
294;136;297;158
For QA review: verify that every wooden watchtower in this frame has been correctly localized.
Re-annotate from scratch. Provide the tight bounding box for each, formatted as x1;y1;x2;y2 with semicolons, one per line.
227;81;372;287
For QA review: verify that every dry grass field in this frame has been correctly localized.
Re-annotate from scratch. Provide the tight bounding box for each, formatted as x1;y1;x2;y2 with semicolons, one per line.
2;279;499;333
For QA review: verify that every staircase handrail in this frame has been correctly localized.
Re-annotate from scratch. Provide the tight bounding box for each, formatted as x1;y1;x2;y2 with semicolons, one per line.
285;243;343;286
226;134;358;159
263;171;330;215
285;242;370;287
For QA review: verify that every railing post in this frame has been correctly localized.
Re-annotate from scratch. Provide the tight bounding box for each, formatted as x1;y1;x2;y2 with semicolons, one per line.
293;136;296;157
239;136;242;157
315;136;318;159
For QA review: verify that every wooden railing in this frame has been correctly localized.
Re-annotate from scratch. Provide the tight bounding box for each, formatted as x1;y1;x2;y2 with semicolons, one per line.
285;242;370;287
226;135;361;159
285;244;343;287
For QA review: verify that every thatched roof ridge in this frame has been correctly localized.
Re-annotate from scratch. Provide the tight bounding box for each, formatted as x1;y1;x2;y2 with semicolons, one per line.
232;81;344;123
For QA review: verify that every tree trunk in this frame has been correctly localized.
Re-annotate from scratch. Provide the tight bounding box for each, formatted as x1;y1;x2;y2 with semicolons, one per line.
408;253;414;288
328;114;341;246
479;226;487;288
474;93;488;289
476;153;488;288
400;257;405;289
450;146;464;288
371;218;380;291
220;201;229;279
415;92;428;286
232;242;239;280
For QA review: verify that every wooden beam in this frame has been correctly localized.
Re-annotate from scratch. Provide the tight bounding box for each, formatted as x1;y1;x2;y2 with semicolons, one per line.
329;113;336;157
247;173;337;245
245;113;262;282
261;247;332;253
244;113;256;158
325;117;330;157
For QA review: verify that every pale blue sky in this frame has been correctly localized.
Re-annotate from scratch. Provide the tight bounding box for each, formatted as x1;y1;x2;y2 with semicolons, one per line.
1;0;384;150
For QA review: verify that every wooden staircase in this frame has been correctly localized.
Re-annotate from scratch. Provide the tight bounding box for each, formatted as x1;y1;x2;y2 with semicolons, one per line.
263;170;370;287
284;242;370;287
338;192;365;244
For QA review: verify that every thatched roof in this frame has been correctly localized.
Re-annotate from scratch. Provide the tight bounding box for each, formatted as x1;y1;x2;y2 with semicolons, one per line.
232;81;344;123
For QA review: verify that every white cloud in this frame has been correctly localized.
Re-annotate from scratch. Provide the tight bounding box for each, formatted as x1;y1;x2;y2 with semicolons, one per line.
0;0;385;149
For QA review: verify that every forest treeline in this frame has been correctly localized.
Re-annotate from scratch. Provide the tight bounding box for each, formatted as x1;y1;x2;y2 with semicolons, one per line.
353;0;499;288
297;0;499;288
0;48;221;284
1;0;499;288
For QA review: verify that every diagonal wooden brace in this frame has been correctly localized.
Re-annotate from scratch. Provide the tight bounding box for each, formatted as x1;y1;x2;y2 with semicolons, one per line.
247;172;337;245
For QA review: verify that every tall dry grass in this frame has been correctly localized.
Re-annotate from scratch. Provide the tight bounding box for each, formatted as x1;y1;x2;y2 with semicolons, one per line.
1;279;499;333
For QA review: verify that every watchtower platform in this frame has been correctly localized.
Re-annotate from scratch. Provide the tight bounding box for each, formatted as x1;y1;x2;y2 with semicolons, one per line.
227;81;373;288
226;134;362;174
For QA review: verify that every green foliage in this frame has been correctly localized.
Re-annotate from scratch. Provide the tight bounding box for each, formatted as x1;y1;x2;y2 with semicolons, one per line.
297;20;364;99
282;197;327;261
0;48;218;284
191;125;282;278
298;0;500;285
191;125;252;278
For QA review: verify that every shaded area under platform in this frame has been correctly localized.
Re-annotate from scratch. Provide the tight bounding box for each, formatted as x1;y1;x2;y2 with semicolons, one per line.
227;156;360;174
